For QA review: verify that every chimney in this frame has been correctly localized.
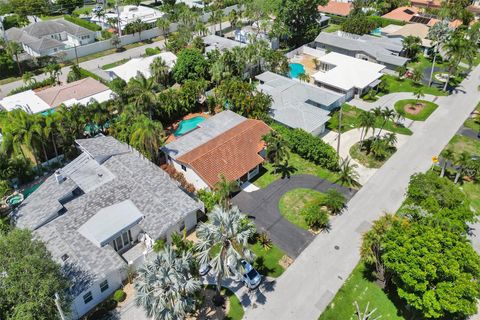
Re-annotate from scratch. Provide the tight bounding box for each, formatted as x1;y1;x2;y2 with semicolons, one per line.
55;170;64;184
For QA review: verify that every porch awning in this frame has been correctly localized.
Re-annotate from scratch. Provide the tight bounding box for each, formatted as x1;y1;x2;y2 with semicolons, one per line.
369;79;382;88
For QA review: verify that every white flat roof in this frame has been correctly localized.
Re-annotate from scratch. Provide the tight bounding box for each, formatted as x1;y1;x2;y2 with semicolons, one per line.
0;90;52;114
108;52;177;82
313;52;385;91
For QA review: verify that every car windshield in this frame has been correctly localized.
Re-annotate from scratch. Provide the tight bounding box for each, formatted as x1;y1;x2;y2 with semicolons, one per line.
246;269;259;280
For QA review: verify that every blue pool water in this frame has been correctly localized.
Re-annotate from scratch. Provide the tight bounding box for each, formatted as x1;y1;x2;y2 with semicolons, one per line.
289;63;305;79
174;116;205;136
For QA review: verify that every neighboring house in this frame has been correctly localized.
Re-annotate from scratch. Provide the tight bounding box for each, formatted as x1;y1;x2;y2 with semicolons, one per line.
233;21;279;50
4;19;95;57
177;0;205;8
410;0;442;9
202;34;246;53
318;0;353;16
107;52;177;82
314;31;409;71
256;71;344;135
382;6;462;28
91;5;164;30
380;23;433;55
162;111;271;190
11;135;203;319
0;77;113;114
312;52;385;100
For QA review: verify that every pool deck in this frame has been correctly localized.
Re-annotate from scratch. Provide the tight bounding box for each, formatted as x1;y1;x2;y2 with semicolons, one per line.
289;54;319;84
165;111;211;143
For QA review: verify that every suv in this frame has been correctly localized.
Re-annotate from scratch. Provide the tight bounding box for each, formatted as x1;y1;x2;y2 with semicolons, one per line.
238;260;262;290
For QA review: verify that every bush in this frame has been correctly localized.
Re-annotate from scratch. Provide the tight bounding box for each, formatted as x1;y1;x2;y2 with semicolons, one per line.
145;47;162;56
302;204;330;230
0;180;12;198
113;289;126;302
197;189;220;212
153;238;165;253
324;188;346;214
8;78;54;95
64;15;101;31
160;164;196;193
100;30;113;40
272;124;339;171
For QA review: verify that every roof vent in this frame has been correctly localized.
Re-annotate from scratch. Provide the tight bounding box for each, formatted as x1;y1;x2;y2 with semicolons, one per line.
55;170;65;184
61;254;69;262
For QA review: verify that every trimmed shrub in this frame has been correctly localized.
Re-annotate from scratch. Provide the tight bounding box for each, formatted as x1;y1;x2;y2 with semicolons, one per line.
8;78;54;95
272;124;339;171
197;189;220;212
302;204;330;230
145;47;162;56
64;15;101;31
113;289;126;302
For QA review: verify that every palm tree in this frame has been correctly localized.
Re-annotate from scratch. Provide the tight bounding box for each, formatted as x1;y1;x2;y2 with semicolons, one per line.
208;10;218;34
150;57;169;88
22;71;35;86
312;57;320;70
195;206;256;305
413;87;425;104
411;66;423;84
156;17;171;42
214;174;239;209
297;72;310;83
427;20;451;86
110;34;121;51
262;131;289;166
127;73;156;118
354;301;382;320
376;108;396;138
135;246;201;320
6;41;22;75
129;115;165;162
454;151;470;184
216;9;225;36
401;36;421;59
337;157;361;188
440;148;454;177
228;9;239;30
273;160;297;179
359;111;376;141
44;62;62;84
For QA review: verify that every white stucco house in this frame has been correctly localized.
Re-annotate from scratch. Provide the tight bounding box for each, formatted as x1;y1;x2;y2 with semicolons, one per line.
162;111;271;190
11;136;204;319
91;5;164;30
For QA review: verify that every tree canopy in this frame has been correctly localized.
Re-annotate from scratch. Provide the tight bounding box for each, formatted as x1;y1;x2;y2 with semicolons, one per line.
172;48;209;83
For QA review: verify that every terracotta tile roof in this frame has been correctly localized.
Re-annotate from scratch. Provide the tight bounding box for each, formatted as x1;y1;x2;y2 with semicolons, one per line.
177;119;271;188
36;77;109;107
318;0;353;16
411;0;442;8
382;6;461;28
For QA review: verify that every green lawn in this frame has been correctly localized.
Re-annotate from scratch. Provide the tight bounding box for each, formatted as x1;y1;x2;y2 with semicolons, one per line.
40;14;64;20
446;135;480;156
323;24;342;33
349;142;394;169
319;263;405;320
205;285;244;320
251;241;285;278
101;58;130;70
327;104;413;135
464;103;480;132
380;75;447;97
251;153;341;189
73;5;95;15
394;99;438;121
278;188;326;230
462;182;480;213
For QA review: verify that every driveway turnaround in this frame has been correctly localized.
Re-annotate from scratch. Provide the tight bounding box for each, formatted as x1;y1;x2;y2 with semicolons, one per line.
244;66;480;320
232;175;356;259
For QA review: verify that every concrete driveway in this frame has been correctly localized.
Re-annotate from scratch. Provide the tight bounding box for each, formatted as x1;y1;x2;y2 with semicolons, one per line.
232;175;356;258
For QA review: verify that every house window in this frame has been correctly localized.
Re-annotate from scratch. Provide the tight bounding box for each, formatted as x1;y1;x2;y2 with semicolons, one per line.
181;165;186;171
83;291;93;304
100;280;109;292
113;230;132;252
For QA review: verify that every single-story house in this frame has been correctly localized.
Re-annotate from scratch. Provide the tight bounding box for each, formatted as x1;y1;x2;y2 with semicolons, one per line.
380;23;433;54
382;6;462;28
318;0;353;16
107;52;177;82
202;34;246;53
256;71;344;135
5;19;95;57
314;31;409;71
312;52;385;100
11;135;203;319
233;21;279;50
91;5;164;30
0;77;113;114
411;0;442;8
162;111;271;190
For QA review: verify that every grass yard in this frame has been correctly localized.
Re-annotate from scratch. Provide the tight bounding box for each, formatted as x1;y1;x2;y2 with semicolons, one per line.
323;24;342;33
101;58;130;70
73;5;95;15
327;104;413;135
446;135;480;156
349;142;394;169
380;75;447;97
278;188;326;230
319;263;405;320
394;99;438;121
464;103;480;132
204;285;244;320
40;14;64;20
251;241;285;278
251;153;341;189
462;182;480;213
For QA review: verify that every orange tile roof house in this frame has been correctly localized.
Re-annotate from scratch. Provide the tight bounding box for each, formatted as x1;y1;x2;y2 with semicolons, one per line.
382;6;462;28
162;111;271;190
318;0;353;16
411;0;442;8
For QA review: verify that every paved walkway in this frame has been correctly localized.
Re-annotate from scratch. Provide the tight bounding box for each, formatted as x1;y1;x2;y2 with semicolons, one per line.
350;92;438;112
232;175;356;259
244;66;480;320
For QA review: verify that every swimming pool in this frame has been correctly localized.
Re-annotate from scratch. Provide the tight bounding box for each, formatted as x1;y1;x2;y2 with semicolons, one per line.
289;63;305;79
174;116;205;136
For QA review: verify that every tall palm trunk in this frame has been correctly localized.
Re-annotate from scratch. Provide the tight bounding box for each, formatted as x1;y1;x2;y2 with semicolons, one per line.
428;49;437;87
443;71;451;92
41;143;48;163
454;169;462;184
52;135;59;159
14;53;22;75
440;162;447;177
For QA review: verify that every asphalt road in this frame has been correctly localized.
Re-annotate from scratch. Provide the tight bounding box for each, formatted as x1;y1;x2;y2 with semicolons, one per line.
244;66;480;320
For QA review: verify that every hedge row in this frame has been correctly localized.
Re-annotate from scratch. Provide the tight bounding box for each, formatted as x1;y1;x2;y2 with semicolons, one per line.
64;15;101;32
8;78;55;96
79;68;107;84
273;124;340;171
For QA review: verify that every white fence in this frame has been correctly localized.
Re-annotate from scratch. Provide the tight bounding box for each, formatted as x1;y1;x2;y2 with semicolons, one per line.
59;5;240;61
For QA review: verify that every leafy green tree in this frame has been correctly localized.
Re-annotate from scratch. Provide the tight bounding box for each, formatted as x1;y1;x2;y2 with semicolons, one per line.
54;0;83;13
9;0;48;19
150;56;169;88
135;246;201;320
402;36;421;59
341;13;376;35
172;48;208;83
382;222;480;319
214;174;239;209
0;229;70;320
195;206;256;304
127;73;156;118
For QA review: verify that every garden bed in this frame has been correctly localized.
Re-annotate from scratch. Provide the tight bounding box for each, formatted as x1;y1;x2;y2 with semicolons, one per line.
394;99;438;121
349;141;395;169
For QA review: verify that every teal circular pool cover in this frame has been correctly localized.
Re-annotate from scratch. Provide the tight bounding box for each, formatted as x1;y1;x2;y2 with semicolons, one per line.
7;194;23;206
289;63;305;79
174;116;205;136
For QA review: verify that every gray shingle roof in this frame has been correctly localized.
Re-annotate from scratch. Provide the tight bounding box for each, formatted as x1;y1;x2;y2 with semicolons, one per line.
315;31;409;67
23;19;93;38
14;136;203;293
256;72;342;133
202;34;246;52
162;110;246;159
